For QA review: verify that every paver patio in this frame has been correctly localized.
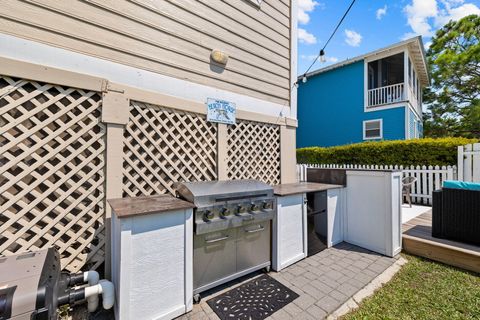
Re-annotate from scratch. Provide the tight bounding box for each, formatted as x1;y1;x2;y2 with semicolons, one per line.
177;242;399;320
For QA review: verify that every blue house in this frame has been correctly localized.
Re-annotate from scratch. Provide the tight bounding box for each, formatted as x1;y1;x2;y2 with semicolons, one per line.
297;37;429;148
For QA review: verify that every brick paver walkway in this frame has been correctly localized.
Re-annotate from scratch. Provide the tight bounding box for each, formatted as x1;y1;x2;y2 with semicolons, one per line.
178;242;398;320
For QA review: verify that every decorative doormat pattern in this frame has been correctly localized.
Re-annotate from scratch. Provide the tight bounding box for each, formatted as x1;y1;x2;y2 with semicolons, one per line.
207;274;299;320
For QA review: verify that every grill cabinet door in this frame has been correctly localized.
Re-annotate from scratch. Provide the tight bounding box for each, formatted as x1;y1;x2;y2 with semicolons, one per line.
236;221;271;272
193;228;236;290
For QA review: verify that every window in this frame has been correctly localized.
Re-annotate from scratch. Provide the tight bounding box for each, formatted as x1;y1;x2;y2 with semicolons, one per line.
412;69;416;94
363;119;383;140
417;78;420;100
408;58;412;86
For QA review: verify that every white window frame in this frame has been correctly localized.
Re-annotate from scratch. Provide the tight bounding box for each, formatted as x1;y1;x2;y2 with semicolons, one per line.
363;119;383;140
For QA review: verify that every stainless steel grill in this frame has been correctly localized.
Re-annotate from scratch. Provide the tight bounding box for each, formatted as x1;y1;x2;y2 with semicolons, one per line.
175;180;276;301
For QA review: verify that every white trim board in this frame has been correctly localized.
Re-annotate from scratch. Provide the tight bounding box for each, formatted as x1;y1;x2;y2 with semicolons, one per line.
0;33;292;119
289;0;298;120
364;102;407;113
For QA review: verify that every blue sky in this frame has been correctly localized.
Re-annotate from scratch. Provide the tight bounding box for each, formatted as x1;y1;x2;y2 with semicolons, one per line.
297;0;480;75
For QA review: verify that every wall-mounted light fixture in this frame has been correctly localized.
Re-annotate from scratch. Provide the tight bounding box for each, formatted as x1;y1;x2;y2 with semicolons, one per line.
211;49;229;65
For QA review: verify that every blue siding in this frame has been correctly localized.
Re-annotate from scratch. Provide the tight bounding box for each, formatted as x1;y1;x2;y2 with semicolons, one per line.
418;121;424;138
297;61;406;148
409;109;416;138
408;108;423;139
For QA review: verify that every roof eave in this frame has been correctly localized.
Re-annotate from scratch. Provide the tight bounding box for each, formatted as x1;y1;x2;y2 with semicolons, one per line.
300;37;431;87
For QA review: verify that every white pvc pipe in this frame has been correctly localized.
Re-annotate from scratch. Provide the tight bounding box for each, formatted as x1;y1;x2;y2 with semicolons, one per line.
84;280;115;312
99;280;115;310
83;271;100;286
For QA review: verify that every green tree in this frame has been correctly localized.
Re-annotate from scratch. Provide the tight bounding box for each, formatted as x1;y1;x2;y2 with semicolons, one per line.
424;14;480;138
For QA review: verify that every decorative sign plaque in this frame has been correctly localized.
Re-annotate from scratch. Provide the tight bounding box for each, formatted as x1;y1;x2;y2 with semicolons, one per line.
206;98;236;125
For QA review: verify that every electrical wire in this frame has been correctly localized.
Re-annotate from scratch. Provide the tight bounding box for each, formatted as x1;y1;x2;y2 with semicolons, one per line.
302;0;357;77
275;0;358;123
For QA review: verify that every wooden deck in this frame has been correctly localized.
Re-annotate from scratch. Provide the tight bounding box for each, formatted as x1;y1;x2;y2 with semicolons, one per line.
402;210;480;274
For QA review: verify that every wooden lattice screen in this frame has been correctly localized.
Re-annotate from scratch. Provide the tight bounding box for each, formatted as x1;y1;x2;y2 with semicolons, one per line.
122;101;218;197
0;76;106;272
227;119;281;185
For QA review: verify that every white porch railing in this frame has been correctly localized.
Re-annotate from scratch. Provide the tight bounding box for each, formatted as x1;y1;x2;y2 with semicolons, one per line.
367;83;405;108
297;163;456;205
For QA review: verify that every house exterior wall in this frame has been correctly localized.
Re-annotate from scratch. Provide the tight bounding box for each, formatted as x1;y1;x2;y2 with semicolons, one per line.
0;0;291;106
0;0;298;276
297;60;406;148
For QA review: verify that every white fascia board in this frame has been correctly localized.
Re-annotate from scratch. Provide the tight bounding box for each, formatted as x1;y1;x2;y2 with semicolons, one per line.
0;33;290;119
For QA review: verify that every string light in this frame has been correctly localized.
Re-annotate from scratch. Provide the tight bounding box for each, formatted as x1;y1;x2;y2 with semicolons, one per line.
298;0;357;85
319;49;326;63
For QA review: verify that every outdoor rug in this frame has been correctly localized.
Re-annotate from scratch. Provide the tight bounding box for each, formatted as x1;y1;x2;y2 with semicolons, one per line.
207;274;299;320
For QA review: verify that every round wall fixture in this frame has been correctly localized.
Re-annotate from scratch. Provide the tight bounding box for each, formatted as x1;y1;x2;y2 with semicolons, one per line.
211;49;229;65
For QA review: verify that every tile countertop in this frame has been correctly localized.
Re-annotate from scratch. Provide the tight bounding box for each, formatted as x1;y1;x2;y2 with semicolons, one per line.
273;182;344;197
108;194;195;218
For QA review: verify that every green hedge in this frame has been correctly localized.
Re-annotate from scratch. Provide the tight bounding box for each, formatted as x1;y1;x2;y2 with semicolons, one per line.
297;138;478;166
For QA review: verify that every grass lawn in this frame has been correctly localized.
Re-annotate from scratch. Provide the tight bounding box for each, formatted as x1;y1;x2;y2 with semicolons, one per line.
343;254;480;320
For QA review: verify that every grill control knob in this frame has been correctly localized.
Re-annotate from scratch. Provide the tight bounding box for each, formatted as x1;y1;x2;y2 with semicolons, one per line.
220;208;231;217
251;204;260;212
263;201;273;210
203;210;214;221
236;205;246;215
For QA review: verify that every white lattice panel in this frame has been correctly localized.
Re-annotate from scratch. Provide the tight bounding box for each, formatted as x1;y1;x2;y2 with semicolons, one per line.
0;76;106;272
123;101;218;197
227;120;281;185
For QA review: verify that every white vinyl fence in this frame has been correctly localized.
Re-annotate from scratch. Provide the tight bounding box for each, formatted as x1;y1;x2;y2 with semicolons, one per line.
458;143;480;182
297;164;456;205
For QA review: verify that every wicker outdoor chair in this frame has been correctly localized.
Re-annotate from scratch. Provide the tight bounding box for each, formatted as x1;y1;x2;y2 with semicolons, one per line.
432;183;480;245
402;176;417;207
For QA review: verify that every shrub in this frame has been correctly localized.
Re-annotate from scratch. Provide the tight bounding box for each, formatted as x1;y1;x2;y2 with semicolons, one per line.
297;138;478;166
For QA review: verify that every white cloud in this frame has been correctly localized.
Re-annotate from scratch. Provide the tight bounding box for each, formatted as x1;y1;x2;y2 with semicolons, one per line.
298;0;321;25
301;54;339;64
300;54;318;61
404;0;438;37
376;5;388;20
435;2;480;25
344;29;362;47
298;28;317;44
402;0;480;39
326;56;339;63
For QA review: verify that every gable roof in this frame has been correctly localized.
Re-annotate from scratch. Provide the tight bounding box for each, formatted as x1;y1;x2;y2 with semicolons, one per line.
300;36;430;86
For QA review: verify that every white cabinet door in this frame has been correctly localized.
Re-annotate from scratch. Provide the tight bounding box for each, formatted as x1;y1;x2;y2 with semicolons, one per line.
273;194;307;271
345;171;402;257
327;189;346;247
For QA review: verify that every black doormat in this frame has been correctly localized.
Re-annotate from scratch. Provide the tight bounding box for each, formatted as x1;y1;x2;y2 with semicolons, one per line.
207;274;299;320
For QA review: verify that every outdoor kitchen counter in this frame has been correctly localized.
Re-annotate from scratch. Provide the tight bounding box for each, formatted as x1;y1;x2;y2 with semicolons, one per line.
272;182;346;272
108;194;195;218
273;182;344;196
109;194;195;320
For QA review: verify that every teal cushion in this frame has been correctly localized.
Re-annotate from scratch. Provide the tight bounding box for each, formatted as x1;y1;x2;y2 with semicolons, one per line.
443;180;480;191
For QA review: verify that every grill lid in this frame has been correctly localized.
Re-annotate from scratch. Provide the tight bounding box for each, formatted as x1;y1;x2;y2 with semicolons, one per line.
175;180;273;205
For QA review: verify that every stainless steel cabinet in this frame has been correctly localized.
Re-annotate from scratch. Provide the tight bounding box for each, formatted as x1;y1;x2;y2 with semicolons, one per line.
193;221;271;293
193;228;236;291
236;221;271;272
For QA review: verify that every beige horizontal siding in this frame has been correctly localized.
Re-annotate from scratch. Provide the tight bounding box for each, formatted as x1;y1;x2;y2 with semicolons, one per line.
0;0;292;105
